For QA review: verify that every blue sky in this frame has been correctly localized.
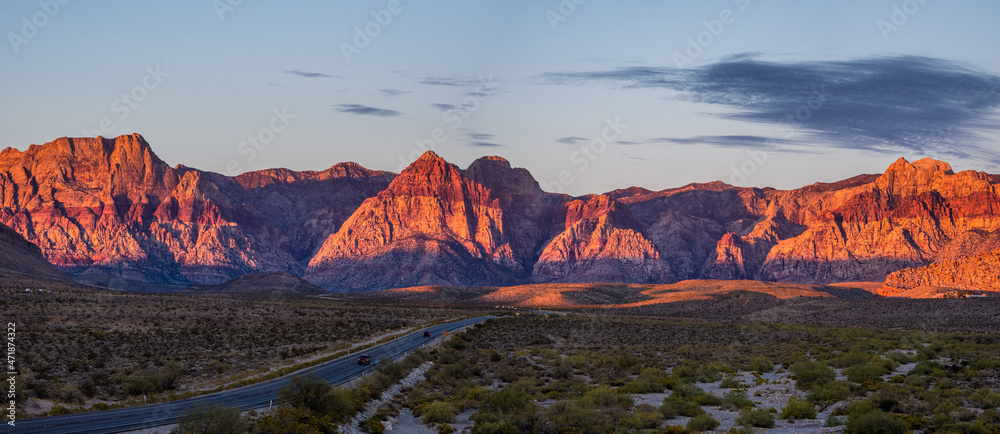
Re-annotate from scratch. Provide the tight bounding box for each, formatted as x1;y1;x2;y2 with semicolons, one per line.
2;0;999;195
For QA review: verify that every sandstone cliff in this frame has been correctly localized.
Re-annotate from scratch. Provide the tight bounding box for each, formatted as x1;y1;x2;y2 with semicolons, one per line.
882;245;1000;294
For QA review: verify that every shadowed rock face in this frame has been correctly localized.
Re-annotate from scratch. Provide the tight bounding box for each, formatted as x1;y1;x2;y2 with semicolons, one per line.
3;134;1000;292
0;220;66;280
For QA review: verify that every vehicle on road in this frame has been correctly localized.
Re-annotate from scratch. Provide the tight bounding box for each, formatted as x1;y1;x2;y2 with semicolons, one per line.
423;331;431;337
358;355;371;365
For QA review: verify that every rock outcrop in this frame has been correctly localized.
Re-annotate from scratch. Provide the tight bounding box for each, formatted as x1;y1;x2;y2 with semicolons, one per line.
533;195;672;283
305;151;521;291
0;134;390;284
881;246;1000;294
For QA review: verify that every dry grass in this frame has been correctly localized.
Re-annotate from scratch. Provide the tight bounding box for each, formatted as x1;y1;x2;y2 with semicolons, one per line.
0;287;460;408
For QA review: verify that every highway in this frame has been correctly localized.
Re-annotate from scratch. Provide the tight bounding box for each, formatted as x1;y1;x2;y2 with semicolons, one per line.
2;316;489;434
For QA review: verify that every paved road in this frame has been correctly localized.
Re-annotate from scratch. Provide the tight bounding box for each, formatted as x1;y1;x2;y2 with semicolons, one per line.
2;316;489;434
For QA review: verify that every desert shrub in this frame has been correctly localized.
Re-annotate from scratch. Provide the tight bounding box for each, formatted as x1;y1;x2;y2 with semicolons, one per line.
845;363;887;384
542;401;603;432
249;406;332;433
616;405;663;430
780;396;816;420
622;367;671;393
829;351;870;369
673;360;727;383
721;390;755;411
719;376;743;389
360;417;386;434
747;355;774;373
472;388;539;433
807;380;852;404
53;383;87;405
844;410;907;434
791;361;835;390
970;387;1000;409
736;407;775;428
277;375;357;422
579;386;633;409
686;413;720;431
422;401;456;424
124;361;186;396
172;403;247;434
470;420;517;434
660;395;704;419
692;392;723;406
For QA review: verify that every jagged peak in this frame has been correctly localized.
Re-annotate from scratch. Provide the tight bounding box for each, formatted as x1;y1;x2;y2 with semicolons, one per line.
416;150;444;161
883;157;954;176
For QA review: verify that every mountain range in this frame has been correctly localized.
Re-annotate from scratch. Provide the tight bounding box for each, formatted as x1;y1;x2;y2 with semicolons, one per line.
1;134;998;293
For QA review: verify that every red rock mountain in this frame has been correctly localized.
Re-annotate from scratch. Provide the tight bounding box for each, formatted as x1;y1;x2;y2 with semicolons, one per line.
2;134;999;292
0;135;391;284
881;246;1000;294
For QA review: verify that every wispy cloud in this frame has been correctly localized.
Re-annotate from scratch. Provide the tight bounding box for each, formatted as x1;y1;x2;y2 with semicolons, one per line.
333;104;401;117
463;131;502;147
653;135;797;148
419;77;473;87
543;56;1000;160
556;136;587;145
379;88;412;98
431;103;455;111
285;70;340;79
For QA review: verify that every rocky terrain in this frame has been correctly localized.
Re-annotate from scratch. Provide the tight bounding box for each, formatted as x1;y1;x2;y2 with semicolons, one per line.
2;134;1000;292
881;246;1000;295
187;271;326;295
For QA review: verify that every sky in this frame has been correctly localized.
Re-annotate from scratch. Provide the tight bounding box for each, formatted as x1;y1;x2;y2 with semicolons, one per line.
2;0;999;195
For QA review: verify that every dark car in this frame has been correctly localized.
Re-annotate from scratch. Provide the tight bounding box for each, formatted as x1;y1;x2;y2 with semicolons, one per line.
358;355;371;365
423;331;431;338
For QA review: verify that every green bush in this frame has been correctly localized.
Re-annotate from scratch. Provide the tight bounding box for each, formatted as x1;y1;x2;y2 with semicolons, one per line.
792;361;835;390
721;391;755;411
845;363;887;384
660;395;704;419
747;355;774;373
172;403;247;434
845;410;907;434
780;396;817;420
807;380;852;404
422;401;456;424
360;416;386;434
686;413;720;431
617;407;663;430
277;375;357;422
719;376;744;389
736;408;775;428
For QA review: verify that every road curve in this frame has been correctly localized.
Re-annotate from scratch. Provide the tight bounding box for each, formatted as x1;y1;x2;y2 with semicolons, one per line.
2;316;490;434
